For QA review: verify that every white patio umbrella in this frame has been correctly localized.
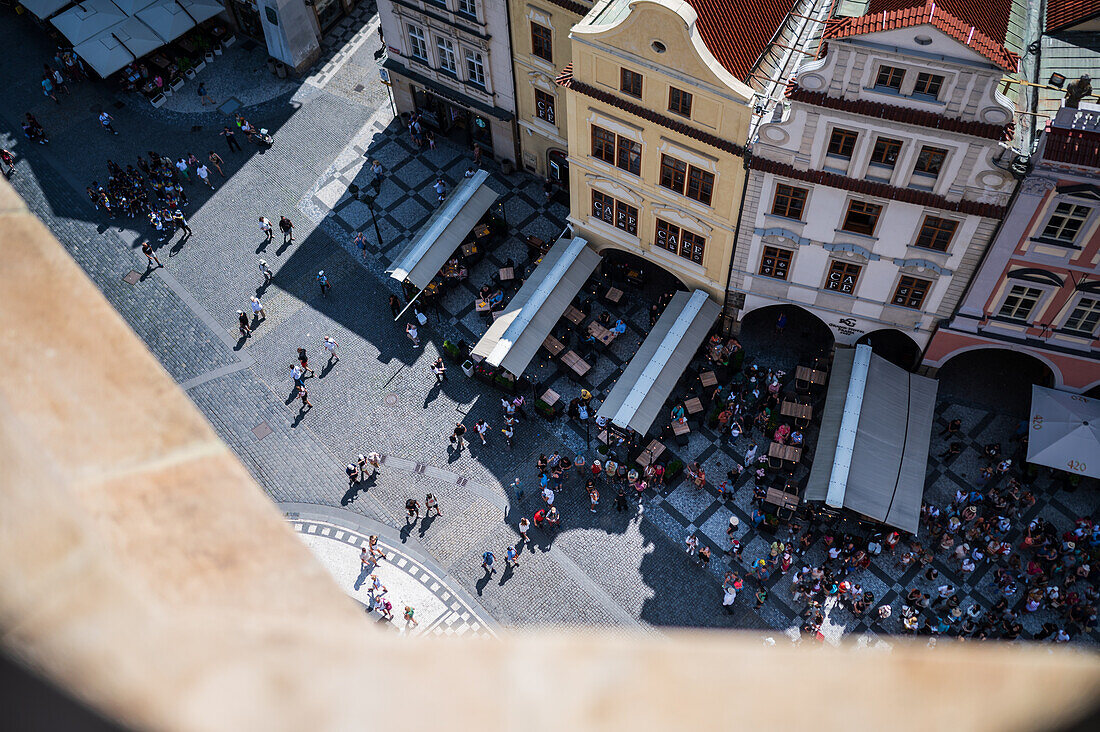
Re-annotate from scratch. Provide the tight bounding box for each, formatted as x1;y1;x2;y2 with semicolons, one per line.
176;0;226;23
136;0;196;43
1028;385;1100;479
51;0;127;46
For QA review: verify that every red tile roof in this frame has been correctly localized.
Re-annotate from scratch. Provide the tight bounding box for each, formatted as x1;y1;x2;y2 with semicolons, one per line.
823;0;1019;73
787;86;1015;140
684;0;799;82
1043;125;1100;167
556;64;747;156
749;156;1008;218
543;0;590;17
1046;0;1100;32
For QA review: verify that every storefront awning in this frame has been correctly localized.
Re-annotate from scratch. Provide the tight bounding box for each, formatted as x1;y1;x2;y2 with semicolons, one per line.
136;0;196;43
471;236;600;377
805;345;937;534
175;0;224;23
1027;385;1100;479
51;0;128;45
22;0;73;20
74;16;163;77
597;290;720;436
387;169;498;290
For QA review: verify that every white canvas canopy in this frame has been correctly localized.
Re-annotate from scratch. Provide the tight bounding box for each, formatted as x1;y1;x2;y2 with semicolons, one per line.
21;0;73;21
51;0;127;45
74;16;163;76
176;0;225;22
1028;385;1100;479
136;0;196;43
108;0;156;14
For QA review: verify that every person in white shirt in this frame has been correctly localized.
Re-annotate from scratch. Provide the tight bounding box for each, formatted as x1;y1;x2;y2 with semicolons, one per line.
249;296;265;320
196;163;213;189
475;419;489;445
685;534;698;556
541;486;554;506
324;336;339;363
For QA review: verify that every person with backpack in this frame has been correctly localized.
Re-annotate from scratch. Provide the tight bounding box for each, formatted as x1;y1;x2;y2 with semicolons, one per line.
481;550;495;575
405;498;420;523
279;215;294;243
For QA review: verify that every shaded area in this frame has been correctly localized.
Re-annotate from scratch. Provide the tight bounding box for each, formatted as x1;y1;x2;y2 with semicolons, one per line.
937;348;1055;416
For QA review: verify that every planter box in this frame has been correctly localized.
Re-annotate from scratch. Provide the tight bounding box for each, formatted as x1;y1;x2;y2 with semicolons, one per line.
223;35;236;47
194;60;207;73
150;93;167;108
535;399;559;420
442;339;461;362
184;68;197;79
460;360;475;378
213;45;223;55
170;78;185;91
204;51;215;62
493;374;517;393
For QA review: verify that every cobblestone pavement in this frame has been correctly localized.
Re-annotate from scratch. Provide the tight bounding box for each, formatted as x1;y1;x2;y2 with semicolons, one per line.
3;8;1095;643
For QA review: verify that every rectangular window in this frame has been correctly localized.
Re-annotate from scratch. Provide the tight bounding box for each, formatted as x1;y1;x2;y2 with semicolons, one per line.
531;23;552;63
654;218;705;264
915;215;957;251
534;89;555;125
457;0;477;16
465;50;485;87
998;285;1043;321
1065;298;1100;335
615;135;641;176
892;276;931;309
620;67;642;98
770;184;808;220
825;260;862;294
827;128;858;159
914;146;947;175
591;126;615;164
686;167;714;205
668;87;692;117
912;72;944;99
436;37;456;74
869;137;902;166
1041;202;1091;243
659;154;687;194
875;65;905;91
592;191;637;235
841;200;882;236
408;25;427;61
759;246;792;280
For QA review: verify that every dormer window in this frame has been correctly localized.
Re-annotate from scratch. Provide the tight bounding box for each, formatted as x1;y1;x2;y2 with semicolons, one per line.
874;65;904;92
912;72;944;100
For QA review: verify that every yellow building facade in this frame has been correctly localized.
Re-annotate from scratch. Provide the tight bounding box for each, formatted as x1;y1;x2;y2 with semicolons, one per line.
508;0;592;180
557;0;755;303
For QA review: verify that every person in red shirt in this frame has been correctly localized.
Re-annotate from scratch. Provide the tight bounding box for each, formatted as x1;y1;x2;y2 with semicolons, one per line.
533;508;546;528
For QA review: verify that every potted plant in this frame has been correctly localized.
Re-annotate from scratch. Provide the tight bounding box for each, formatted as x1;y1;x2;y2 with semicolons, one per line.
493;371;516;393
442;339;460;362
666;459;684;480
474;361;496;384
461;359;475;378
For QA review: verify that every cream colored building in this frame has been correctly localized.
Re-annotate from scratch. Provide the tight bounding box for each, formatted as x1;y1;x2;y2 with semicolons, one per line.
557;0;814;303
508;0;592;181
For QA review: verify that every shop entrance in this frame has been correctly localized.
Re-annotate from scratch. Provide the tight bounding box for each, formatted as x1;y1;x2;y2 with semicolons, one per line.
411;86;493;150
313;0;345;32
232;0;264;40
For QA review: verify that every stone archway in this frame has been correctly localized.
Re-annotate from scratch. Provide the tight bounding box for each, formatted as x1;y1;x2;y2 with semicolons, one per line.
597;247;689;302
736;304;834;373
937;347;1056;416
856;329;922;371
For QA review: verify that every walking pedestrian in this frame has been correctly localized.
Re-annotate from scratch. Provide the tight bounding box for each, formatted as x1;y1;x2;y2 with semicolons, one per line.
505;545;518;568
406;321;420;347
588;483;599;513
368;534;385;561
141;241;161;268
685;534;699;556
370;159;384;190
296;384;312;410
316;270;330;297
197;82;216;106
501;422;514;449
323;336;339;363
296;348;314;376
405;497;420;522
41;75;60;103
431;357;447;382
389;294;401;318
474;419;489;445
425;493;442;516
46;65;69;95
259;258;274;283
196;163;214;189
0;149;14;177
482;550;495;574
346;463;360;487
432;177;447;204
473;143;482;167
614;486;628;512
403;606;418;628
744;442;759;466
175;157;191;183
171;209;191;237
221;126;242;152
250;296;266;321
279;215;294;243
259;216;273;242
511;478;524;503
237;310;251;338
451;421;467;449
518;517;530;542
699;545;712;569
208;151;225;176
367;452;382;473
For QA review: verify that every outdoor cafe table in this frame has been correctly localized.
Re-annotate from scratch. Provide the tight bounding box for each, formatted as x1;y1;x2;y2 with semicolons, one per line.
499;266;514;281
765;487;800;510
671;420;690;437
540;388;560;407
684;397;704;415
587;321;617;346
475;299;491;312
795;365;827;385
769;442;802;463
780;400;812;419
700;371;717;388
542;335;565;357
561;350;591;378
563;306;585;326
636;439;666;468
604;286;623;304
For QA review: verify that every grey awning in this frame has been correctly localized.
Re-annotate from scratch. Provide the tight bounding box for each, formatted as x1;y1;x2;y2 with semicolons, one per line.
135;0;195;43
74;17;163;77
387;169;498;290
52;0;128;45
597;290;720;436
804;345;937;534
22;0;73;20
471;236;600;376
176;0;224;22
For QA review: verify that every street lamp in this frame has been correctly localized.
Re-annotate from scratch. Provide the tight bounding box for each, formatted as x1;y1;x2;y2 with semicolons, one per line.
347;183;383;250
